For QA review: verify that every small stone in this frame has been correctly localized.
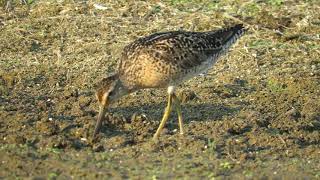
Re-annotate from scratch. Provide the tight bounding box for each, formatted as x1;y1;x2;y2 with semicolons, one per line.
161;128;169;135
10;135;26;144
78;96;92;108
64;89;79;98
36;120;59;136
92;144;104;152
179;90;197;103
285;107;300;120
50;136;68;149
131;113;147;123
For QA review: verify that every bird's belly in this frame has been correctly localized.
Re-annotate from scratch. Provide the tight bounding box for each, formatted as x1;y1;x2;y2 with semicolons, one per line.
177;56;219;83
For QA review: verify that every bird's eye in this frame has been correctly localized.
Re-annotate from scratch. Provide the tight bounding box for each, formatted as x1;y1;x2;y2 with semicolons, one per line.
109;90;115;97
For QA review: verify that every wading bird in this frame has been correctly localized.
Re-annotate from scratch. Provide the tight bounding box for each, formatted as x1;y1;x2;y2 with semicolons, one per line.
93;24;246;140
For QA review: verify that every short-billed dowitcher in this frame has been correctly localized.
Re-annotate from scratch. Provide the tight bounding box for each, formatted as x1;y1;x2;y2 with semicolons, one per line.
93;24;246;140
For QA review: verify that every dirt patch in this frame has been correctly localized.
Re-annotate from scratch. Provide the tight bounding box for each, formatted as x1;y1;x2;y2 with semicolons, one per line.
0;0;320;179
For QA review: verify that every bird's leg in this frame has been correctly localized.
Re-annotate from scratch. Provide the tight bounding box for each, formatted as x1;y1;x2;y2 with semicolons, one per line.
172;94;184;135
153;93;173;140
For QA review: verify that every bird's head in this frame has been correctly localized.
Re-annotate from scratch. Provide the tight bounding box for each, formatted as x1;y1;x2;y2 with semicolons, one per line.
93;73;128;138
95;74;123;107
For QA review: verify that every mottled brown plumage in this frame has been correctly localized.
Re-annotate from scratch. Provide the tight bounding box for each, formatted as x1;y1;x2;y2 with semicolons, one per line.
94;24;246;140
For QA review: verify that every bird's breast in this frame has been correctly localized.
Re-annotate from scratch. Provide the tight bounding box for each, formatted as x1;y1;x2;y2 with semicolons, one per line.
119;54;174;89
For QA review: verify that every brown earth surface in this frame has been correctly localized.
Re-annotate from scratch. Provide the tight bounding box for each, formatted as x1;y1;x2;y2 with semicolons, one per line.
0;0;319;179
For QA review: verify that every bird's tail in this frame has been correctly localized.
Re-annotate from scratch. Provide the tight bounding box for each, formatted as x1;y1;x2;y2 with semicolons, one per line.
205;24;246;51
221;24;246;43
212;24;246;48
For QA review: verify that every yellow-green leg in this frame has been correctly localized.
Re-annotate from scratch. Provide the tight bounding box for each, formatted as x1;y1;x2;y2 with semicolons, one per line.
172;94;184;135
153;94;173;140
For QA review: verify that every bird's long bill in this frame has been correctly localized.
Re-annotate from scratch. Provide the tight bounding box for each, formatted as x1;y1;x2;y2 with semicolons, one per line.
93;106;107;138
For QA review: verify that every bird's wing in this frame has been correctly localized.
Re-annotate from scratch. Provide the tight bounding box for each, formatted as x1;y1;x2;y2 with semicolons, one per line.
120;24;245;70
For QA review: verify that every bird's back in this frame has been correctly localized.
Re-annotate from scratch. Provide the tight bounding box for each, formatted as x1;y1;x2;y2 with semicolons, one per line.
118;24;246;90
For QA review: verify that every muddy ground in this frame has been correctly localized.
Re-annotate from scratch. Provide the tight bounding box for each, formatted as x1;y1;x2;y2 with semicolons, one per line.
0;0;319;179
